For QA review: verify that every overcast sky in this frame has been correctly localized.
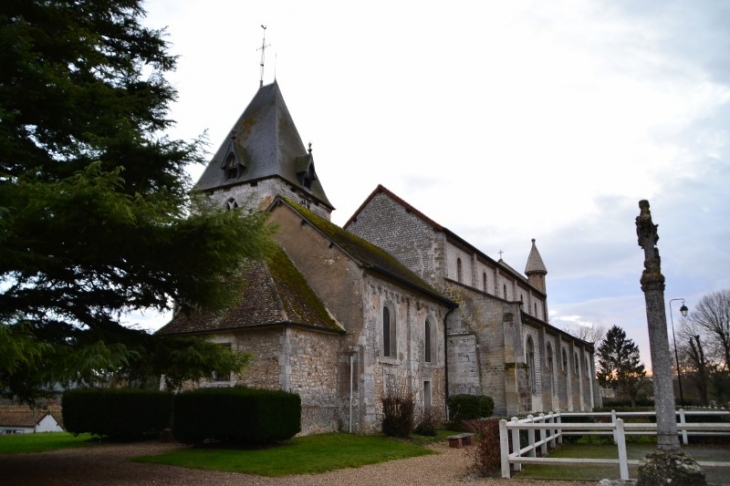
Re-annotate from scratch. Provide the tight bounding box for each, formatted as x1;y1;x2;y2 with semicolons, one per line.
135;0;730;370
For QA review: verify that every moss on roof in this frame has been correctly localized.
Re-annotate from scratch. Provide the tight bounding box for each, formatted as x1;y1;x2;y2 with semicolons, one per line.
279;197;451;304
266;244;342;331
157;245;342;335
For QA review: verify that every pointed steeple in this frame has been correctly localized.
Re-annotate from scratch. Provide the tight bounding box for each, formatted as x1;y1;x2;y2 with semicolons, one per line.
195;81;333;215
525;238;548;293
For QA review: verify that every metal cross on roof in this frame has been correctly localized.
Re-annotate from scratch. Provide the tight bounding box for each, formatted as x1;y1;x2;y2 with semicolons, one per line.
258;25;270;88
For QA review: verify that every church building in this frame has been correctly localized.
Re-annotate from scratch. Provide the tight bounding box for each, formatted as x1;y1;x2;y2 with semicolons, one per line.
157;81;601;434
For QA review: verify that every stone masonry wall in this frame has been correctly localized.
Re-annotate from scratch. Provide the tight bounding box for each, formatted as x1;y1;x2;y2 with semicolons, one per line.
206;330;283;389
208;178;332;221
208;328;343;435
286;328;341;434
523;324;543;412
360;277;449;433
269;202;450;433
346;192;445;290
444;282;518;415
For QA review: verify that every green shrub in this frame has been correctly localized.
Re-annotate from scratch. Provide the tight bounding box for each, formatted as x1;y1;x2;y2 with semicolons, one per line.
557;413;594;443
447;394;494;429
381;386;414;438
172;387;300;444
600;398;655;408
63;388;173;441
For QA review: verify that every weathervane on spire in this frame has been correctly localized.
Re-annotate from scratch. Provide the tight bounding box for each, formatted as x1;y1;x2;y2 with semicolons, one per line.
258;25;270;88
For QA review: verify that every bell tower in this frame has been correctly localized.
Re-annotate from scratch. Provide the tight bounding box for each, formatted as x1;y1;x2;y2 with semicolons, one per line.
194;81;334;220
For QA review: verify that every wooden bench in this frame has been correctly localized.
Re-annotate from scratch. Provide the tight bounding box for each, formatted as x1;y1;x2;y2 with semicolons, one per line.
447;433;474;448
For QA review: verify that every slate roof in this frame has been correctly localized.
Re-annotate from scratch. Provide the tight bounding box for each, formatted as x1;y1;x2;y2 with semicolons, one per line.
194;81;333;209
525;238;548;274
157;246;343;335
276;197;456;307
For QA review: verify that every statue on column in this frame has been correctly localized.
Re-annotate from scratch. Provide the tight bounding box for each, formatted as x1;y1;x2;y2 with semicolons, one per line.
635;200;705;486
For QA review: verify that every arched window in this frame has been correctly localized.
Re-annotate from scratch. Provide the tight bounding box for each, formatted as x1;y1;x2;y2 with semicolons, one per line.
483;272;487;292
457;258;463;283
503;284;507;299
534;303;538;317
383;306;396;358
562;349;568;373
574;352;580;377
424;320;432;363
585;356;590;379
226;197;238;211
526;336;536;394
546;344;554;372
546;343;554;395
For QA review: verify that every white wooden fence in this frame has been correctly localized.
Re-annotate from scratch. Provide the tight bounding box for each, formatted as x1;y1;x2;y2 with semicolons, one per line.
499;410;730;480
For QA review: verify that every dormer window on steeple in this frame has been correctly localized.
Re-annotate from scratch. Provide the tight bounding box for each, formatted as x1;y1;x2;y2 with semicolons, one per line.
225;154;239;180
295;143;317;190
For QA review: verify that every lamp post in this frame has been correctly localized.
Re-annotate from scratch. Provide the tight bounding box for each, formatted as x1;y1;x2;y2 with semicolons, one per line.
669;298;689;406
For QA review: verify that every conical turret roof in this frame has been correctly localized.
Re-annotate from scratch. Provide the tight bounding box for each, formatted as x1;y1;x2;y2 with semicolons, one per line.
525;238;547;275
195;81;333;209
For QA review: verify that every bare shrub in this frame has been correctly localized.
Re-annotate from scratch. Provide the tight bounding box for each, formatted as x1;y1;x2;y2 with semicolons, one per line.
382;385;414;438
414;405;440;436
466;418;502;476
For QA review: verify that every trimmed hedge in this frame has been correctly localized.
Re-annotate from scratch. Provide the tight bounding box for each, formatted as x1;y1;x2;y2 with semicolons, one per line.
63;388;173;440
447;394;494;429
172;387;301;444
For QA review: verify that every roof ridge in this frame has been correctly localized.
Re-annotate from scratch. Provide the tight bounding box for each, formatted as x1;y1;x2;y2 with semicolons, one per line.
344;184;444;231
275;196;454;307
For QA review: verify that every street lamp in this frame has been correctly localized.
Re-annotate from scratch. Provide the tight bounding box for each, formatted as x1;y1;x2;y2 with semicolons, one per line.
669;298;689;406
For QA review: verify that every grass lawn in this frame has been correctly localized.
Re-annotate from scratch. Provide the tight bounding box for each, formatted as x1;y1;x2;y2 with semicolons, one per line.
514;443;654;481
515;442;730;482
132;431;452;476
0;432;95;454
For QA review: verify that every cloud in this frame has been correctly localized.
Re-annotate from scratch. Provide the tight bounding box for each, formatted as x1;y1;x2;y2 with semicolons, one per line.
136;0;730;370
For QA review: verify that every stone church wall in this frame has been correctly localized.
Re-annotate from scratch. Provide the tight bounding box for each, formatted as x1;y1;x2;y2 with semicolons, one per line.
269;202;450;433
205;330;283;389
346;192;445;289
285;328;341;434
206;327;341;435
361;277;449;433
445;282;525;415
208;178;332;220
542;334;559;411
523;324;543;412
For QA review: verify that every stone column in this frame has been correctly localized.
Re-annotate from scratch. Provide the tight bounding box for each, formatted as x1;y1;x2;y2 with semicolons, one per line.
635;200;705;486
635;200;679;451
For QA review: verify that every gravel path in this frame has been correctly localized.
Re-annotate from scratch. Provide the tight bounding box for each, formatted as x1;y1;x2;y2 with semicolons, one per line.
0;441;593;486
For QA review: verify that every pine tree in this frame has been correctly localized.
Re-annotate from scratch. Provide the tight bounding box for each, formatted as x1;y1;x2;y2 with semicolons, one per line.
0;0;274;402
597;325;648;407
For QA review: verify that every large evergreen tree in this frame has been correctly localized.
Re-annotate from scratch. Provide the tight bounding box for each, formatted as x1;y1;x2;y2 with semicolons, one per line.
0;0;274;402
597;325;648;407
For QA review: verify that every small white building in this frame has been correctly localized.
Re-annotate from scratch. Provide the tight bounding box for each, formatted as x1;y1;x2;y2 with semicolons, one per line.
0;408;64;434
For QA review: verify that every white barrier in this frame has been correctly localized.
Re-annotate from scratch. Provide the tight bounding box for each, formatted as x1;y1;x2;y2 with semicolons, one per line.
499;409;730;480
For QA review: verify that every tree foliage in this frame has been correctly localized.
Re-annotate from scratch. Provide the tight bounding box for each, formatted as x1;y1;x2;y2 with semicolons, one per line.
596;325;648;407
0;0;274;402
678;290;730;406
